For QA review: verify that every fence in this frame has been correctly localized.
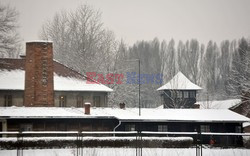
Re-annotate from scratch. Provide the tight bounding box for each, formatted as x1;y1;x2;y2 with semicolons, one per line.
1;131;250;156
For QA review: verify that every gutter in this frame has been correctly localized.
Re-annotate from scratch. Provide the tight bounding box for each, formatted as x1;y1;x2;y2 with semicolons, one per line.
113;120;121;136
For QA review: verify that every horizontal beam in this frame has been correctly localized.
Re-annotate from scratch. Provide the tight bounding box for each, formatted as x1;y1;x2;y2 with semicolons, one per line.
1;131;250;136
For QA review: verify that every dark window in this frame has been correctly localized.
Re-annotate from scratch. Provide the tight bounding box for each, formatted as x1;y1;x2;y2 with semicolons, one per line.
57;123;67;131
158;125;168;132
170;91;176;98
183;91;189;98
77;96;84;107
235;126;241;133
125;124;135;131
176;91;182;98
59;95;66;107
200;125;210;132
93;96;101;107
4;95;12;107
20;124;33;131
189;91;196;98
164;91;171;97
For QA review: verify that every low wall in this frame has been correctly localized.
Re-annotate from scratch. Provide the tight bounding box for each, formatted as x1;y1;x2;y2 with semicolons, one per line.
0;137;193;149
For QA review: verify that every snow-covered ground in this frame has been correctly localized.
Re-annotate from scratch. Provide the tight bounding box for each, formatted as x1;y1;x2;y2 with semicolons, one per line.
1;148;250;156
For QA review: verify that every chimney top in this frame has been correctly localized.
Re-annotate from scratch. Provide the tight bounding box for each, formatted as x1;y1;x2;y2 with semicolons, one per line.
26;40;53;43
84;102;91;115
85;102;91;105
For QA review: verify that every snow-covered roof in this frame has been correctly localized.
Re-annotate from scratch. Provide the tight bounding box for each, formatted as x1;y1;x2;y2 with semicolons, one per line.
157;72;202;91
243;122;250;128
0;69;112;92
26;40;53;43
197;99;241;109
0;107;249;123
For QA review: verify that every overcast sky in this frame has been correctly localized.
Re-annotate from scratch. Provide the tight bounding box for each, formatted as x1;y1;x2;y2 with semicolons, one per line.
2;0;250;46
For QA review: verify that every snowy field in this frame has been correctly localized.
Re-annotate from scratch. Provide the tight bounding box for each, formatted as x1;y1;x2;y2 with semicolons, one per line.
1;148;250;156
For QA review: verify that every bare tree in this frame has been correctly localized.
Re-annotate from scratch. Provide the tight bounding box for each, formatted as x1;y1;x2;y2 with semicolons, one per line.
107;40;137;107
0;4;21;58
40;4;118;74
161;39;177;82
228;38;250;116
201;41;220;97
178;39;202;85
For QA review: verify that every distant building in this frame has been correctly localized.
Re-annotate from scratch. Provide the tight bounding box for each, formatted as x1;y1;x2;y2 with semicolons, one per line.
157;72;202;108
0;41;112;108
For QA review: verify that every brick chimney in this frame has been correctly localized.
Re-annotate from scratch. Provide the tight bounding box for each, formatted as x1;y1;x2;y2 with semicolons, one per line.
84;102;91;115
24;41;54;107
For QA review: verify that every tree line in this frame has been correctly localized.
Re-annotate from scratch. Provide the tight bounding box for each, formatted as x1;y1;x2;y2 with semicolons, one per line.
38;4;250;108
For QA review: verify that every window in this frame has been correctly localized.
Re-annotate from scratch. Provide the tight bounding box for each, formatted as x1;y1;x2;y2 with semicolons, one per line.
176;91;182;98
200;125;210;132
93;96;101;107
4;95;12;107
125;124;135;131
170;91;176;98
20;124;33;131
235;126;241;133
158;125;168;132
77;96;84;107
164;91;171;97
183;91;189;98
59;96;66;107
189;91;196;98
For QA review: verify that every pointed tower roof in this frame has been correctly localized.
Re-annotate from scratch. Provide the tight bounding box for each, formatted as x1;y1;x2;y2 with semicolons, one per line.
157;72;202;91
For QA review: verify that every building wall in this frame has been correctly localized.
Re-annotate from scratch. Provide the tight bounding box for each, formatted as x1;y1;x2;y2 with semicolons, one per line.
6;118;118;132
161;90;197;108
54;91;108;107
244;126;250;133
117;122;243;146
0;90;108;107
3;118;244;146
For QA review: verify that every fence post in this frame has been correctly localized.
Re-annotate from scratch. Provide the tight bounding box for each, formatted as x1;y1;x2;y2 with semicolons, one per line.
140;131;142;156
136;131;138;156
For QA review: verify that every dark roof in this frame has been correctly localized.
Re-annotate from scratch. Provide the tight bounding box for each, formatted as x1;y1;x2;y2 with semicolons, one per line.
0;58;84;79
